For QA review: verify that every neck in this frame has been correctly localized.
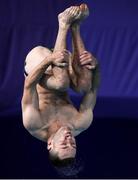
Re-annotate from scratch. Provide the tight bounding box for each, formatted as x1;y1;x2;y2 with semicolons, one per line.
47;125;74;141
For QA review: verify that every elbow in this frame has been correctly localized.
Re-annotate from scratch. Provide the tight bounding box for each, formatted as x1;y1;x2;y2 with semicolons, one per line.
55;81;69;91
48;78;70;91
22;118;31;131
22;114;32;132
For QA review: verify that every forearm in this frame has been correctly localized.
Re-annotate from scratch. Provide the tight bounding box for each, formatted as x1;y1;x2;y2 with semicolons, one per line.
25;57;52;88
79;64;100;111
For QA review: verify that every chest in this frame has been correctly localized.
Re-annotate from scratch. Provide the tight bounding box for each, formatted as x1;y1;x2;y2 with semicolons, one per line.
39;103;78;127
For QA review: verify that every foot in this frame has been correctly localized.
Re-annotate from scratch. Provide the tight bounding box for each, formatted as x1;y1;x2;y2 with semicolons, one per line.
79;4;89;21
58;6;81;29
72;4;89;26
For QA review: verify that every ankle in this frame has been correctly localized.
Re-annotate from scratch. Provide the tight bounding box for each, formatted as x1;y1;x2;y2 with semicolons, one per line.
71;23;80;32
58;22;70;31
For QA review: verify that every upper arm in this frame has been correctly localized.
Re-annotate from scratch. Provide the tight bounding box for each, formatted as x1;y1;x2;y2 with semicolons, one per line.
22;79;41;130
22;78;39;109
22;105;41;130
22;105;47;142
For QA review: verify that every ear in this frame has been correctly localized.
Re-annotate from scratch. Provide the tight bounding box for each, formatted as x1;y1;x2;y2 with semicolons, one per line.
47;139;53;150
47;144;51;150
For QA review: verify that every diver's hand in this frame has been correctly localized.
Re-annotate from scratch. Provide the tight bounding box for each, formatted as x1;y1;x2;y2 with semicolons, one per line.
51;50;71;67
79;51;97;70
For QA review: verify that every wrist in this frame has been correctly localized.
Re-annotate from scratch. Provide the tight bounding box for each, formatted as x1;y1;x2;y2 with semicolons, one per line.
58;23;70;31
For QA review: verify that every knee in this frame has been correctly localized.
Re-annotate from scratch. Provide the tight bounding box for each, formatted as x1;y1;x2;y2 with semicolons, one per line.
55;78;70;91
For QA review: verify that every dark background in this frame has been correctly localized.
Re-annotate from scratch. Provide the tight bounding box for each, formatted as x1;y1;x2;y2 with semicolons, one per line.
0;0;138;178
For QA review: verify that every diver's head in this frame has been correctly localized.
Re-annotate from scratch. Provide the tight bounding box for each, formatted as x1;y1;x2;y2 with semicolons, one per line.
47;127;76;166
47;127;84;177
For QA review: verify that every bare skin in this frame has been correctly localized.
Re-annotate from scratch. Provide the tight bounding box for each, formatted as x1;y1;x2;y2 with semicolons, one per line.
70;4;98;93
22;5;99;160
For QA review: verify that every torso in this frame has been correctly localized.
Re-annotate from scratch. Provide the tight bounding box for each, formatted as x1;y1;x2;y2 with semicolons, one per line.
25;85;92;142
31;86;81;140
41;99;77;122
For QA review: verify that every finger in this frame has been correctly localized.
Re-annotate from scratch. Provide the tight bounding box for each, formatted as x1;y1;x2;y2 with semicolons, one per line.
80;56;96;64
85;65;96;70
63;54;71;62
80;51;88;56
80;56;92;62
80;54;91;60
62;49;69;53
80;59;92;65
62;49;72;56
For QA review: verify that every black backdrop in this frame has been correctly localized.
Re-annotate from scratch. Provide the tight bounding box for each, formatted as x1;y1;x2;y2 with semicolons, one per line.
0;0;138;178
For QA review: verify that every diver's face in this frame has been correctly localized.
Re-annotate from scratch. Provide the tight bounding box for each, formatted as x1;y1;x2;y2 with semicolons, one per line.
48;127;76;159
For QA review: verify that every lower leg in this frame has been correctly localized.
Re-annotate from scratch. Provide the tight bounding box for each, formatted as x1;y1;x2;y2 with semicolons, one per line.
71;13;92;92
49;7;80;91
